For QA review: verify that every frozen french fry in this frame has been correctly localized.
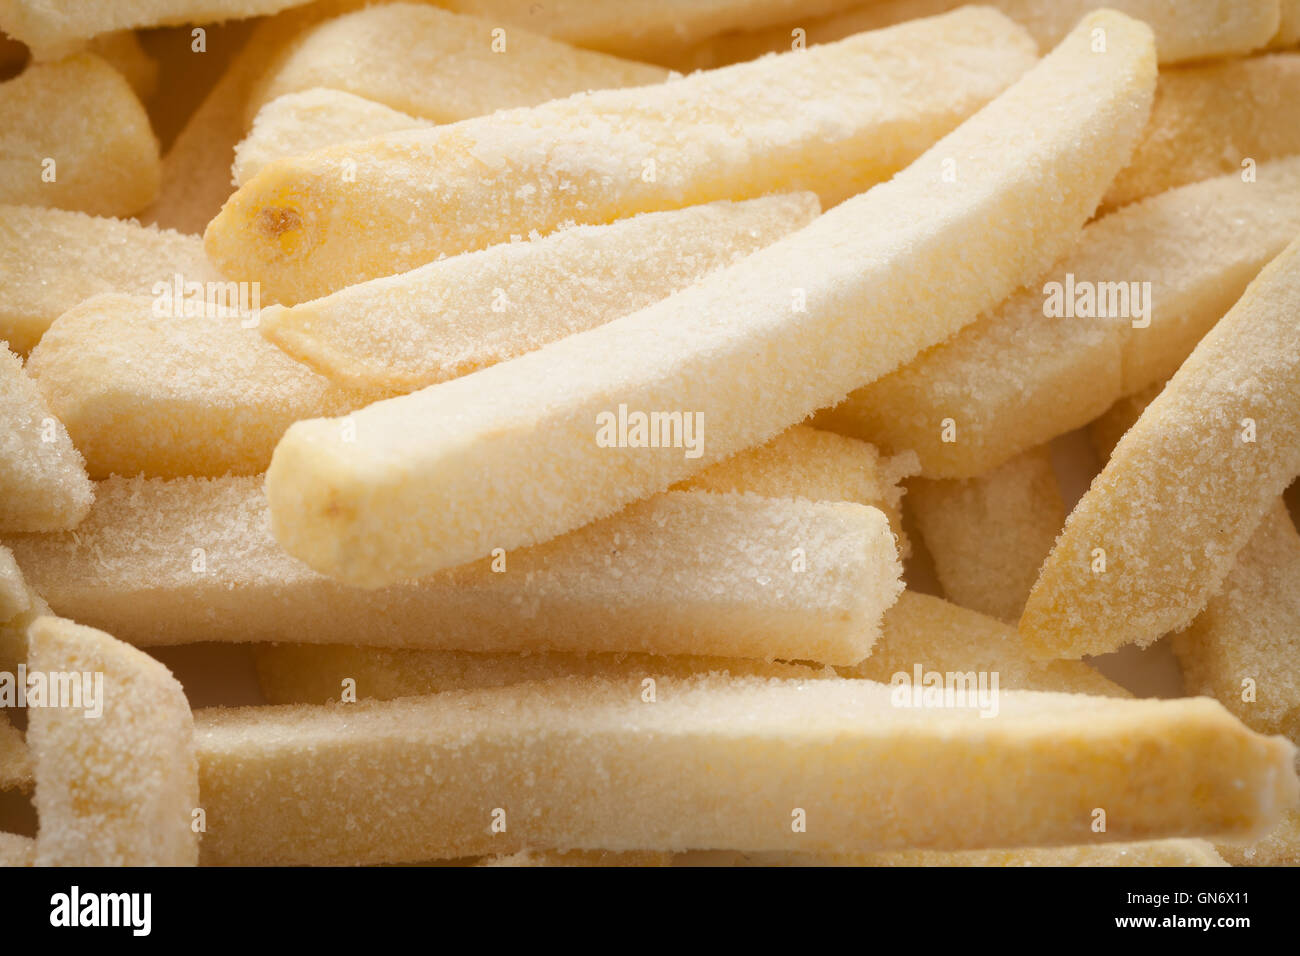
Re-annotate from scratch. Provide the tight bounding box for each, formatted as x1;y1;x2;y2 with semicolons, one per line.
235;88;430;185
262;12;1155;586
481;850;673;867
0;713;30;791
0;204;218;354
1021;235;1300;659
1172;501;1300;742
842;591;1126;698
0;54;160;217
0;832;33;867
10;477;901;664
1218;809;1300;866
0;345;92;533
245;4;668;124
1088;382;1164;461
1103;53;1300;211
193;675;1297;865
206;7;1041;301
818;157;1300;479
908;447;1065;621
0;0;315;58
261;194;820;394
27;616;198;866
668;0;1281;69
254;643;825;705
694;840;1228;867
26;293;358;479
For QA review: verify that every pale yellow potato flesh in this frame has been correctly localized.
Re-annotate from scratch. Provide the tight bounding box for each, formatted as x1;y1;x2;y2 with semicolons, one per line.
261;194;819;394
819;157;1300;479
192;675;1298;865
205;8;1040;302
8;478;902;664
0;0;314;58
27;616;198;866
25;293;359;479
665;0;1281;69
0;54;159;217
235;88;432;184
842;592;1127;698
908;447;1065;622
1021;235;1300;659
0;204;218;355
1104;53;1300;211
0;345;92;533
245;3;669;123
691;840;1228;867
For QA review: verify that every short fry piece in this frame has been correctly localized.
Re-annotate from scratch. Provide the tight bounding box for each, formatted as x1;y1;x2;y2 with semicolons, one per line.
908;447;1064;621
206;8;1039;301
262;194;819;394
1104;54;1300;211
10;477;901;664
264;13;1155;586
820;157;1300;478
27;616;197;866
1173;502;1300;742
0;345;92;533
0;204;218;354
26;293;356;479
193;675;1297;865
1021;235;1300;658
843;592;1126;698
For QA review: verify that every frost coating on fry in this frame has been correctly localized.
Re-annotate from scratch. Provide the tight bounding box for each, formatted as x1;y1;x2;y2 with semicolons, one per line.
27;616;198;866
0;54;159;217
26;293;359;479
0;712;31;791
0;832;34;867
11;477;901;663
1218;809;1300;866
0;544;27;623
909;447;1064;622
262;194;820;394
0;345;92;533
1022;236;1300;659
263;12;1154;585
194;675;1297;865
235;89;431;185
1173;502;1300;742
820;158;1300;478
667;0;1281;69
1104;54;1300;211
0;205;218;354
843;592;1126;698
0;0;314;58
255;643;823;705
246;4;668;124
206;8;1039;301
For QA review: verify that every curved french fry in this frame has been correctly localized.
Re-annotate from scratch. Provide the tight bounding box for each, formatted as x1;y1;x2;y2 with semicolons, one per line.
263;12;1154;586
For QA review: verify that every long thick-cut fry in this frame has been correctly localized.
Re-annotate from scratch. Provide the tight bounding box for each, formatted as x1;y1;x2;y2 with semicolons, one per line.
0;0;314;58
262;194;820;394
693;840;1228;867
908;448;1064;621
261;12;1154;587
1172;502;1300;742
193;675;1297;865
1021;236;1300;659
819;157;1300;478
1103;53;1300;211
26;294;358;479
205;8;1040;302
0;346;92;533
27;616;198;866
843;591;1126;697
9;477;901;664
246;4;668;123
0;54;160;217
0;205;218;354
255;644;823;705
667;0;1280;69
235;89;431;185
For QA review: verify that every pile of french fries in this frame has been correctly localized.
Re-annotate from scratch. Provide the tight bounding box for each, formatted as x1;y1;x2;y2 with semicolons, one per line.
1;0;1299;868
